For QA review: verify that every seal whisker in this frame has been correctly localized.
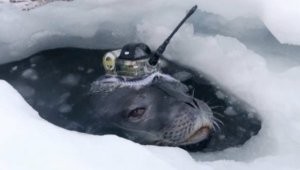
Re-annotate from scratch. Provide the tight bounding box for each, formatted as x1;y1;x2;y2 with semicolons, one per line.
210;105;225;109
212;120;221;131
213;116;223;126
204;98;220;107
192;88;195;98
205;116;222;132
213;111;225;117
204;98;214;105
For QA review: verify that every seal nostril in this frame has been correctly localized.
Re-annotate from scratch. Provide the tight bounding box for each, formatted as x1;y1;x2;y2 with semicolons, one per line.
184;101;195;108
184;99;199;109
193;99;199;108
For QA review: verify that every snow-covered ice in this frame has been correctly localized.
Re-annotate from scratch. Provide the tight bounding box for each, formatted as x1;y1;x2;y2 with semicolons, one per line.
0;81;180;170
1;0;300;170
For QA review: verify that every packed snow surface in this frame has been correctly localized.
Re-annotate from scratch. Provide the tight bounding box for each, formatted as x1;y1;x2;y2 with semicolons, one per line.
1;0;300;170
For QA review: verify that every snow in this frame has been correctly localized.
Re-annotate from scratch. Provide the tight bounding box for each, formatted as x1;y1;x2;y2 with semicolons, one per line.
1;0;300;170
0;81;178;170
261;0;300;45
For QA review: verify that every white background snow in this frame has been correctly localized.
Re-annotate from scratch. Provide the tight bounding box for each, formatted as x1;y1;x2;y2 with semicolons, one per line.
1;0;300;169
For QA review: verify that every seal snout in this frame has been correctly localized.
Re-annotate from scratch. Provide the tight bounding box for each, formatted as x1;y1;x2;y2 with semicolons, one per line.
183;126;212;145
181;115;214;145
158;98;217;146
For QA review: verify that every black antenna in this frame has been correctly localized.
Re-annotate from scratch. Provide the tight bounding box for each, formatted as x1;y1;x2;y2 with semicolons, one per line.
148;5;198;66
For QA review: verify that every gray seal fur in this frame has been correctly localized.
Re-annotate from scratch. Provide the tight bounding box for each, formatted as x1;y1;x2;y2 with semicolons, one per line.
70;72;217;146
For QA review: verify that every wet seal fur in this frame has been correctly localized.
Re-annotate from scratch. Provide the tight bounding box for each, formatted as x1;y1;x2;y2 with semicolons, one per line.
72;71;218;146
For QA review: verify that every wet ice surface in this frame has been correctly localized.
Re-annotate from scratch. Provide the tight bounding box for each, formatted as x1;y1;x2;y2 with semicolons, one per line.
0;48;261;152
1;1;300;170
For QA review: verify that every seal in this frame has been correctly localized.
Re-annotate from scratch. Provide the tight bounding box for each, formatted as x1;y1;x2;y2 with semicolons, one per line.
66;72;217;146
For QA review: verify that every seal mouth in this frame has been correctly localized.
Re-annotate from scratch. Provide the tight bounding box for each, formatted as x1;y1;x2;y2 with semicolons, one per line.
181;125;212;145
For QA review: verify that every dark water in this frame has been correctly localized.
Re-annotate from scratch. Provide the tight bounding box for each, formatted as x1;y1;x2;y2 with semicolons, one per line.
0;48;261;152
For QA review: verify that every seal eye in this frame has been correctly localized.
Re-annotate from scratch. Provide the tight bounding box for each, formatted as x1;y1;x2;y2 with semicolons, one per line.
128;108;146;121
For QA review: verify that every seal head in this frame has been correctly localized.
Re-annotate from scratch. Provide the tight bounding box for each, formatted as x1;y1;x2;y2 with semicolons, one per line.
77;73;216;146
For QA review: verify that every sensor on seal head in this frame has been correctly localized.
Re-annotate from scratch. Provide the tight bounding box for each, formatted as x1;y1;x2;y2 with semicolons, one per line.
102;5;198;80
